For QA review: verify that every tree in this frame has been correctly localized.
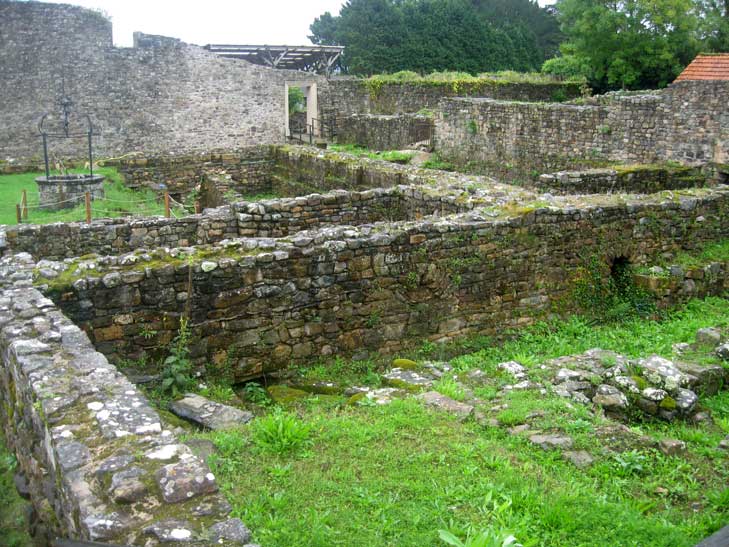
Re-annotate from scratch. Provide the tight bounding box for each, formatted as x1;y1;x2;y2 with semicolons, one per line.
554;0;699;91
695;0;729;51
308;0;550;75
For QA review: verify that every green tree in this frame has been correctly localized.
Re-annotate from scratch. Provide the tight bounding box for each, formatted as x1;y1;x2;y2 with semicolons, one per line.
554;0;699;91
308;0;551;75
695;0;729;51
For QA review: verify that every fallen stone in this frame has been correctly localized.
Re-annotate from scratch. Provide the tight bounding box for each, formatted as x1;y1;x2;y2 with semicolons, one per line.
659;439;687;457
56;441;90;472
145;518;195;542
674;388;698;414
498;361;527;379
638;356;690;392
365;387;406;405
156;456;218;503
208;518;252;545
169;393;253;430
563;450;594;468
592;384;629;411
716;343;729;361
529;434;573;450
419;391;474;419
675;362;727;396
642;387;668;402
695;327;722;346
719;438;729;450
382;368;434;390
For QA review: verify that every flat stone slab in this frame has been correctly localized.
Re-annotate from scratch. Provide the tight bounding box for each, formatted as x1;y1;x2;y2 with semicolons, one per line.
169;393;253;430
529;433;574;450
382;368;435;390
563;450;594;468
419;391;474;419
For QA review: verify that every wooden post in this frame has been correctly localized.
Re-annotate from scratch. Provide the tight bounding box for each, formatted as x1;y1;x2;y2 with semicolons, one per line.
85;192;91;224
21;190;28;220
15;204;21;224
194;200;201;214
164;191;170;218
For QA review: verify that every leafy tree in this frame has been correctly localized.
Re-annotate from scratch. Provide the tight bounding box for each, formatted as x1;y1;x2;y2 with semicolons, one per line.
308;0;552;75
553;0;699;91
695;0;729;51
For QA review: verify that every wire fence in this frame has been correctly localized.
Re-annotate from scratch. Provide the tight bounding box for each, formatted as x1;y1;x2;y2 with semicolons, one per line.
9;189;191;225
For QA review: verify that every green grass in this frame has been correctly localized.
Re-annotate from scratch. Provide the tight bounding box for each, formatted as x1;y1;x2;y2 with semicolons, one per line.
328;144;415;164
193;296;729;547
0;167;184;225
0;436;32;547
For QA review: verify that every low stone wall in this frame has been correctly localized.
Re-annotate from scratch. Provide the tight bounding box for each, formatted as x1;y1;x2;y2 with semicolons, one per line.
320;77;584;116
335;114;433;150
0;255;251;546
0;208;238;261
35;186;729;380
636;261;729;308
536;165;706;195
107;147;277;201
236;186;473;238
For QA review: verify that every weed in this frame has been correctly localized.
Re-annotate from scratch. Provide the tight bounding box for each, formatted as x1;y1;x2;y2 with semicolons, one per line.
612;449;648;477
251;409;312;455
160;317;194;398
243;382;272;406
434;377;466;401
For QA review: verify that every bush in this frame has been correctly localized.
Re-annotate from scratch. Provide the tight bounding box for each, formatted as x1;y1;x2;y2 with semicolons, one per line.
288;87;305;115
160;317;195;397
252;409;312;455
541;55;591;81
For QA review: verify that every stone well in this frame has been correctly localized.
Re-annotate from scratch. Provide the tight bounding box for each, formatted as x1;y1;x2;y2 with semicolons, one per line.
35;173;105;210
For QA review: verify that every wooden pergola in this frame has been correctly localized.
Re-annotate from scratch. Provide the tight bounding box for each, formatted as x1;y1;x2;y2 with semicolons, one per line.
204;44;344;76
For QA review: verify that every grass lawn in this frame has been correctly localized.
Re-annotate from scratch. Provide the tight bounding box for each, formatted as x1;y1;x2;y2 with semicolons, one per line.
0;167;183;225
193;296;729;547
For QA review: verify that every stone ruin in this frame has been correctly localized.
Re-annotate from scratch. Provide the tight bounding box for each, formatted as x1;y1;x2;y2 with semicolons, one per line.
0;1;728;546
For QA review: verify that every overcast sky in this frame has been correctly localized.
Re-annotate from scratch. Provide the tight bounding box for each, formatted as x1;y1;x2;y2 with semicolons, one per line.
41;0;557;47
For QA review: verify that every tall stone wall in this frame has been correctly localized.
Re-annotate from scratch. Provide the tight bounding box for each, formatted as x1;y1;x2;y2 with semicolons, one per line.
435;82;729;175
319;77;584;117
0;256;252;546
0;1;322;161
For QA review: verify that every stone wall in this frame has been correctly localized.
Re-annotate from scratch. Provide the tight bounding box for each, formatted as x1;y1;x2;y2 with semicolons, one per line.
106;147;277;204
0;255;252;546
536;165;706;195
35;186;729;380
435;94;662;176
0;1;323;161
636;261;729;308
335;114;433;150
0;209;238;261
319;77;584;116
435;82;729;176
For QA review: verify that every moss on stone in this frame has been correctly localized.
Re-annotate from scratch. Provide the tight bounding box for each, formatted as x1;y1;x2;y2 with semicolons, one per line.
659;396;677;410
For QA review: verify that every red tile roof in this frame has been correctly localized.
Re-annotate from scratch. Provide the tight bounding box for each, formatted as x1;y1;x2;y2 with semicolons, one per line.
675;54;729;81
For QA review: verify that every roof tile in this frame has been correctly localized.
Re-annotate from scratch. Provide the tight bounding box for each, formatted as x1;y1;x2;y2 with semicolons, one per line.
675;54;729;81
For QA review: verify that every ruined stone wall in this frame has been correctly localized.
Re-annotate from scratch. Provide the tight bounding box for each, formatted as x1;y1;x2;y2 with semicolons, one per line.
236;186;472;238
0;256;251;546
435;94;662;174
636;261;729;309
108;147;277;199
319;78;584;116
435;82;729;175
38;187;729;380
0;1;322;161
536;166;706;195
334;114;433;150
0;209;238;261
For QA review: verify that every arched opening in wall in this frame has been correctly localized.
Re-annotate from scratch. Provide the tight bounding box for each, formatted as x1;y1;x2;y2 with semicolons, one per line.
609;255;633;299
285;81;318;141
